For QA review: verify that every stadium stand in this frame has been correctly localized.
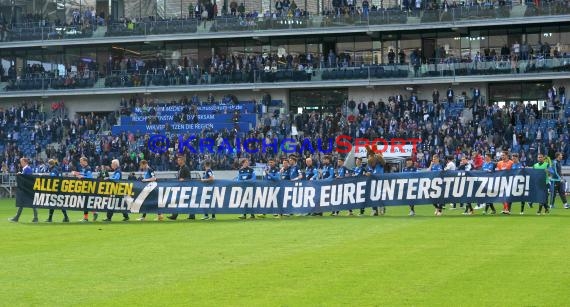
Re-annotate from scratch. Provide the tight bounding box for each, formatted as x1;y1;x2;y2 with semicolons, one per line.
1;85;568;176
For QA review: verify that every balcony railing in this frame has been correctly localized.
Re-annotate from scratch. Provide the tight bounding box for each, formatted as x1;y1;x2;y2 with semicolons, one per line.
3;57;569;93
0;2;569;43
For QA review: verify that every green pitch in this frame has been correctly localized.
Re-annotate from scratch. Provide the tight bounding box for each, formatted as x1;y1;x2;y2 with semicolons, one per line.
2;199;570;306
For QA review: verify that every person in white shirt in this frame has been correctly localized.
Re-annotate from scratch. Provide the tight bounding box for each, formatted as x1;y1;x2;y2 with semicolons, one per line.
444;155;457;209
444;155;456;171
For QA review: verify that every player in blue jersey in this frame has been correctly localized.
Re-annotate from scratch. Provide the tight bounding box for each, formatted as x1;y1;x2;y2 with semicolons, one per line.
9;158;39;223
334;158;350;216
280;159;291;181
402;158;418;216
302;156;322;216
263;158;281;217
457;156;474;215
138;160;161;221
265;158;281;182
45;159;69;223
336;158;350;178
305;157;319;181
289;155;302;181
429;155;444;216
365;146;386;216
237;158;256;219
352;157;366;216
510;154;530;214
103;159;129;222
72;157;98;222
482;153;497;215
201;161;216;220
318;155;334;216
275;159;291;217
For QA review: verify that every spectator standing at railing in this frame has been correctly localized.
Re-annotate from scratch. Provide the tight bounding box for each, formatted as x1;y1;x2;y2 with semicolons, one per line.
276;0;283;16
472;87;481;109
388;49;395;64
446;86;454;105
194;2;202;18
230;1;238;16
238;3;246;17
362;0;370;16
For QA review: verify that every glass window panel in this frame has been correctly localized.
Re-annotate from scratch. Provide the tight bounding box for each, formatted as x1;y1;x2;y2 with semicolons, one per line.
400;34;420;64
354;39;372;66
540;26;558;47
336;40;355;66
181;42;199;68
382;39;398;64
437;34;459;60
559;27;570;55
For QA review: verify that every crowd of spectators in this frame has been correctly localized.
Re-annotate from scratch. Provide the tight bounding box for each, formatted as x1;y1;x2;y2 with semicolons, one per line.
0;100;116;174
4;60;99;91
1;85;568;177
5;41;563;92
0;8;103;42
2;0;568;42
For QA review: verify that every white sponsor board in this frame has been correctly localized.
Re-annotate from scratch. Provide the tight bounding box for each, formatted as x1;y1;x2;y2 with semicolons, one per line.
354;144;415;158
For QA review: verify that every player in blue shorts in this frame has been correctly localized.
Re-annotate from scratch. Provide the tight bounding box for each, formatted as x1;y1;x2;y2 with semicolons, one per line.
45;159;69;222
402;158;418;216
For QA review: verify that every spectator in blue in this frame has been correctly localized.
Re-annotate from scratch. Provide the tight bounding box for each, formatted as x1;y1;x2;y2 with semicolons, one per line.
362;0;370;17
9;158;39;223
45;159;69;223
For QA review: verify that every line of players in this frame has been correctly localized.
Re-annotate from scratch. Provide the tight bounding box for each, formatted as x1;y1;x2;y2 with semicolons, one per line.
427;151;568;216
9;150;569;223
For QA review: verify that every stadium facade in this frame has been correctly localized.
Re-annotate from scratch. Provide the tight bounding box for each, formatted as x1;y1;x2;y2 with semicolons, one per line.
0;0;569;141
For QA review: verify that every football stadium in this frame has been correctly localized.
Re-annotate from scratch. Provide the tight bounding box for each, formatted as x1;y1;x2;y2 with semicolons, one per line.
2;0;570;305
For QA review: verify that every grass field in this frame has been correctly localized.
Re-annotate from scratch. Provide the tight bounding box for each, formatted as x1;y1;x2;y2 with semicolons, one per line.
2;199;570;306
